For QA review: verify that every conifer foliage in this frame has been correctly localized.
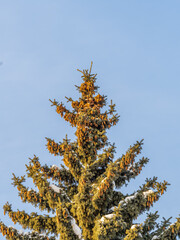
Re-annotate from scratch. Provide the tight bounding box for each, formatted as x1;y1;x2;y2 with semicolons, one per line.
1;64;180;239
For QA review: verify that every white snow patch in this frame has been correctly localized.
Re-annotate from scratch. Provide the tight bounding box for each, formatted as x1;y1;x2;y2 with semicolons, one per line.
119;192;138;207
8;227;47;238
124;193;138;203
138;233;143;237
71;218;82;239
109;206;115;211
152;236;159;240
100;213;114;223
143;190;154;198
50;184;71;202
52;165;60;169
110;192;139;212
130;225;142;238
50;184;61;193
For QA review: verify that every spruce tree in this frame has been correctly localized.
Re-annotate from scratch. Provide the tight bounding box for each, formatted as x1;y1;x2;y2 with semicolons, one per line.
1;63;180;240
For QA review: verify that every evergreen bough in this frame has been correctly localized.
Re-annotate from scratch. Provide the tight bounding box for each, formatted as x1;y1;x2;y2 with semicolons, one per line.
1;63;180;240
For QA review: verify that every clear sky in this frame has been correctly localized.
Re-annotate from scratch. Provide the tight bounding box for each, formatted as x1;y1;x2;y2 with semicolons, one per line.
0;0;180;237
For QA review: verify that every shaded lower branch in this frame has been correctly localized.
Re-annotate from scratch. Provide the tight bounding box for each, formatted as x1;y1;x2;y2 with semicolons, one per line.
0;221;56;240
3;203;57;235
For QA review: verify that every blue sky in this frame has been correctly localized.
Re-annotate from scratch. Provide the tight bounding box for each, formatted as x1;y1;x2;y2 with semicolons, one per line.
0;0;180;237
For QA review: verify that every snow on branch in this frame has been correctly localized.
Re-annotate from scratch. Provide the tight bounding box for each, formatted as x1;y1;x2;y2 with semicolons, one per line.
152;236;159;240
109;190;154;213
50;184;61;193
8;226;56;240
143;190;154;198
50;184;71;202
71;218;83;239
100;213;114;223
109;192;138;212
52;165;60;170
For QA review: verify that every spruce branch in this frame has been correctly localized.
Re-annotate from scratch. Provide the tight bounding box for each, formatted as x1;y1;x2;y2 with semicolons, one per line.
12;173;53;213
3;203;57;235
0;221;56;240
